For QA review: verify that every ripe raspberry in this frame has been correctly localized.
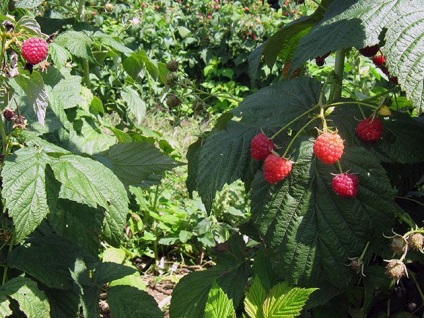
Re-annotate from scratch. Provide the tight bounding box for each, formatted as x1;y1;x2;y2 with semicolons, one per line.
359;44;379;57
250;133;275;161
3;108;15;121
372;55;386;66
332;173;359;198
356;117;383;143
21;37;49;65
313;132;344;164
263;154;292;184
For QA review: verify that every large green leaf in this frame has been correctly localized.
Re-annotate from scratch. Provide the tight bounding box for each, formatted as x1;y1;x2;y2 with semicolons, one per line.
250;141;397;288
0;295;11;318
204;282;236;318
100;142;177;187
107;286;162;318
121;86;146;124
170;235;250;318
244;276;267;318
15;0;43;8
262;281;317;317
55;30;94;61
93;262;136;286
293;0;424;112
0;277;50;317
1;147;54;242
50;155;129;246
123;49;159;81
94;31;133;56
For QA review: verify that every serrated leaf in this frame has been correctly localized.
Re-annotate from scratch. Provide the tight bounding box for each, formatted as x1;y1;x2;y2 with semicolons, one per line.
123;50;158;81
244;276;267;318
48;42;71;69
15;0;43;8
100;142;177;187
50;155;129;246
250;141;397;288
121;86;146;124
49;71;84;110
107;286;163;318
93;262;136;286
1;148;53;242
0;277;50;317
102;246;126;264
262;281;317;318
0;295;12;318
55;30;94;60
170;235;250;318
293;0;424;112
204;282;236;318
14;71;48;125
15;16;41;35
94;31;133;56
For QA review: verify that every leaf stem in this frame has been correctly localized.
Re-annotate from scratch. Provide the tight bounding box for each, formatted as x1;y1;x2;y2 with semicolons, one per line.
77;0;86;21
282;117;318;158
271;105;320;140
2;235;15;286
329;49;345;102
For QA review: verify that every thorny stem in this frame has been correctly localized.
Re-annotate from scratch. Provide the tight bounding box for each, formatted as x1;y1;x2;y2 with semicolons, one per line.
271;105;320;140
329;49;346;102
282;117;318;158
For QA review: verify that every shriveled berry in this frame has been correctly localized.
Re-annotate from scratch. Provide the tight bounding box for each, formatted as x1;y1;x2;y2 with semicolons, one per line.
21;37;48;65
3;108;15;121
166;72;179;87
407;233;424;251
166;60;178;72
250;133;275;161
166;94;181;107
356;117;383;143
390;235;407;254
359;44;379;57
332;173;359;198
315;52;330;66
372;55;386;66
313;132;344;164
385;259;407;283
263;154;292;184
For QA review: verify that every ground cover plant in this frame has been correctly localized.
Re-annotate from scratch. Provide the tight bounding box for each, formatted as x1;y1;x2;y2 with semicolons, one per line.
0;0;423;317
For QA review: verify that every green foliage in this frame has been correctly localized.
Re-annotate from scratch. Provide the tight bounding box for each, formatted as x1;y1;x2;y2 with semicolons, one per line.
204;282;236;318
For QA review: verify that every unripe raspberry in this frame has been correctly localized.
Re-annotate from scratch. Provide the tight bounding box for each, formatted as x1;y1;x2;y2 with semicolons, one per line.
390;235;407;254
250;133;275;161
166;60;178;72
166;72;178;87
21;37;49;65
356;117;383;143
166;94;181;108
385;259;407;282
3;108;15;121
263;154;292;184
377;105;392;116
313;132;344;164
104;3;114;11
407;233;424;251
332;173;359;198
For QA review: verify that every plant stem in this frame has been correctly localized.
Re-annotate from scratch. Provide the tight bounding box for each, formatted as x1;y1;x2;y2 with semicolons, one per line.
83;59;90;88
2;235;14;285
329;49;346;102
282;117;317;158
77;0;86;21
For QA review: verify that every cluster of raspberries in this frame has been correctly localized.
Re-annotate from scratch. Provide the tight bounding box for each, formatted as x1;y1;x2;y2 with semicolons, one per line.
249;116;384;198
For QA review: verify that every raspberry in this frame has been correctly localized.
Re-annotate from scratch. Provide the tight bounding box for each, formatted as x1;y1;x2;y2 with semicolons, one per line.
250;133;275;161
315;52;330;66
385;259;407;283
407;233;424;251
390;235;407;254
359;44;379;57
263;154;292;184
166;60;178;72
21;37;49;65
3;108;15;121
356;117;383;143
372;55;386;66
332;173;359;198
166;94;181;107
313;132;344;164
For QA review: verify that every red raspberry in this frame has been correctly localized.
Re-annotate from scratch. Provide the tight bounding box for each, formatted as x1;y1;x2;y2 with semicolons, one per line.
21;38;49;65
372;55;386;66
263;154;292;184
3;108;15;121
356;117;383;142
250;133;275;161
332;173;359;198
359;44;379;57
313;132;344;164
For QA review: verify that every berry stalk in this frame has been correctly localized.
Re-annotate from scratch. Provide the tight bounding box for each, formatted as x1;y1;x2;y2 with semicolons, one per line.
283;116;318;158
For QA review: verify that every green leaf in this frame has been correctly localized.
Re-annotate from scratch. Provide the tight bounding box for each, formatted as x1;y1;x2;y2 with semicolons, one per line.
48;70;84;110
45;42;71;70
0;295;12;318
244;276;267;318
94;31;133;56
121;86;146;124
107;286;163;318
293;0;424;112
14;71;48;125
55;30;94;60
250;141;397;288
93;262;136;286
123;49;158;81
204;282;236;318
170;235;250;318
50;154;129;246
100;142;177;187
0;277;50;317
262;281;317;317
15;0;43;8
102;246;126;264
15;16;41;36
1;147;53;242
